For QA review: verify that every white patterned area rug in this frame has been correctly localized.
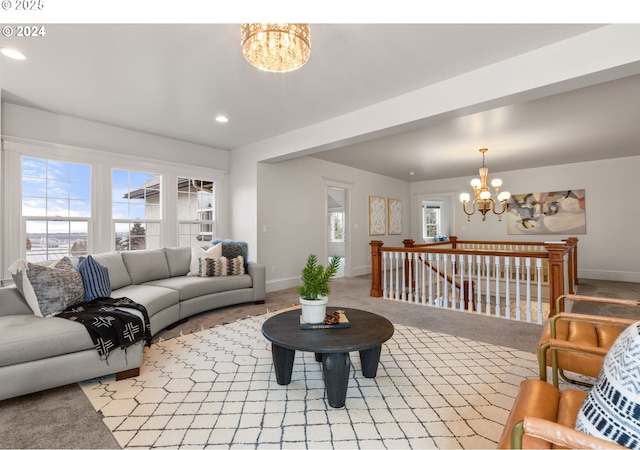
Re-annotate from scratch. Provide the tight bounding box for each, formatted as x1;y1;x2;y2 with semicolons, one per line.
80;311;540;449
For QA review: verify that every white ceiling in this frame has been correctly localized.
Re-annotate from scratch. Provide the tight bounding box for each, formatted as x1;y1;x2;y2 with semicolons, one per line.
2;23;640;181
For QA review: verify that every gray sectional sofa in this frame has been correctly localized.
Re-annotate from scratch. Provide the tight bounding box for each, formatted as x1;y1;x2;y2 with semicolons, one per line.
0;245;266;401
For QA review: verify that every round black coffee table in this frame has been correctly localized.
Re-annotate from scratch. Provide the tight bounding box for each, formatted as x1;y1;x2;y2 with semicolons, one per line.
262;307;394;408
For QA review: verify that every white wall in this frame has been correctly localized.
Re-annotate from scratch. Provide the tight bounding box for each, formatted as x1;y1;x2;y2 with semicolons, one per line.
411;155;640;282
257;156;410;292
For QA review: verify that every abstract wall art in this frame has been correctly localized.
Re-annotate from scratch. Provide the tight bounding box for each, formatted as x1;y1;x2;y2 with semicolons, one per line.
506;189;586;235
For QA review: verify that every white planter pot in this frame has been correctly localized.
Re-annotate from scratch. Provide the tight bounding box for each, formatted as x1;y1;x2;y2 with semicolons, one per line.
300;296;328;324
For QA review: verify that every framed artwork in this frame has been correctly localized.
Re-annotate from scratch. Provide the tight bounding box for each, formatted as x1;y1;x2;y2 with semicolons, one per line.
388;198;402;235
506;189;586;235
368;196;387;235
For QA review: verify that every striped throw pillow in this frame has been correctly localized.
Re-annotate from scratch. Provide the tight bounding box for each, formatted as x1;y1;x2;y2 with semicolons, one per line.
228;255;245;276
77;255;111;301
198;257;228;277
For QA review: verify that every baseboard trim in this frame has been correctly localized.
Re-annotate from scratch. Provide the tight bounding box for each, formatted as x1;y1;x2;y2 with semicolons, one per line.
578;269;640;283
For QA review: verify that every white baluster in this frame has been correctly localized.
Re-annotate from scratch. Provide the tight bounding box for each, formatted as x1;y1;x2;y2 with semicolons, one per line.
420;253;427;305
525;257;532;323
475;254;482;314
393;252;400;300
450;254;457;310
504;256;511;319
494;255;501;318
485;255;491;316
515;257;521;321
467;254;473;312
412;252;419;304
443;253;449;309
400;252;406;301
427;253;434;305
406;252;413;303
435;253;442;306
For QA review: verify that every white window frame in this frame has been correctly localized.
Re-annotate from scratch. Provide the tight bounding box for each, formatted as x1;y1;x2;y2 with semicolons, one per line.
422;203;441;240
176;177;217;247
112;168;163;251
20;155;92;263
1;137;227;276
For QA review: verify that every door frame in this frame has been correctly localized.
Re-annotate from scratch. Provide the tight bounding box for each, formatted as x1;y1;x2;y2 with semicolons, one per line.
324;179;353;278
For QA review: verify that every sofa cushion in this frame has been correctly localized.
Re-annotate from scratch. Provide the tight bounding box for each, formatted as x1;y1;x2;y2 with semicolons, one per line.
198;257;228;277
0;315;95;367
164;247;191;277
77;255;111;301
92;252;131;290
8;257;85;318
121;249;171;285
187;243;221;276
110;284;179;318
144;275;252;301
576;321;640;448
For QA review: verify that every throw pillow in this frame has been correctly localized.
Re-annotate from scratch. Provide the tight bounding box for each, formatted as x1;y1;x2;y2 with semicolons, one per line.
8;257;85;318
187;243;222;276
210;239;249;270
575;321;640;449
198;257;228;277
77;255;111;301
228;255;245;276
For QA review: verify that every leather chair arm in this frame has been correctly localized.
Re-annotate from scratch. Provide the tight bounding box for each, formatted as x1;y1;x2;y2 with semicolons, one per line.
555;294;638;316
556;312;638;327
548;338;610;357
522;417;626;449
562;294;639;307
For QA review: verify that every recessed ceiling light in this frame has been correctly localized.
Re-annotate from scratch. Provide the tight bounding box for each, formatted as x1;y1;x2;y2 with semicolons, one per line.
0;48;26;60
215;115;228;123
408;171;415;176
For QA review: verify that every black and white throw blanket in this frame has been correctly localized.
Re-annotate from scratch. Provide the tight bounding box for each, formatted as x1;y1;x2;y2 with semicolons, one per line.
57;297;152;359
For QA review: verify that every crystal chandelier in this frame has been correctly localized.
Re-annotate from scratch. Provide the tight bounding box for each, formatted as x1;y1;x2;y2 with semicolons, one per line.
240;24;311;73
459;148;511;221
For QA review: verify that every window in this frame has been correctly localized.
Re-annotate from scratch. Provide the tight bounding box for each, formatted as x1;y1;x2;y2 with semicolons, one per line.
21;157;91;262
176;177;215;247
112;169;161;251
328;212;344;242
422;204;441;240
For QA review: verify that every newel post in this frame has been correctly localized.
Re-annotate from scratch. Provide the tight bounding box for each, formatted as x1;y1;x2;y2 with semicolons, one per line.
546;242;568;316
564;237;579;290
370;241;384;297
449;236;458;248
403;239;415;248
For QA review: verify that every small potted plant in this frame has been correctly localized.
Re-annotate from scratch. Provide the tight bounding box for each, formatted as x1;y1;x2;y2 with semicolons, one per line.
297;254;341;324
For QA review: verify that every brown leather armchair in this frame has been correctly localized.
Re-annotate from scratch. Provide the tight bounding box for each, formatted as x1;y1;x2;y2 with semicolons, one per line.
537;294;638;387
498;338;627;449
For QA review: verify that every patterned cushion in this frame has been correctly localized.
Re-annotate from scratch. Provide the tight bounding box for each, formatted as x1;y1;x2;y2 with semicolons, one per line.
575;321;640;448
8;257;85;318
228;255;245;276
198;257;228;277
188;243;222;276
210;239;249;270
77;255;111;301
